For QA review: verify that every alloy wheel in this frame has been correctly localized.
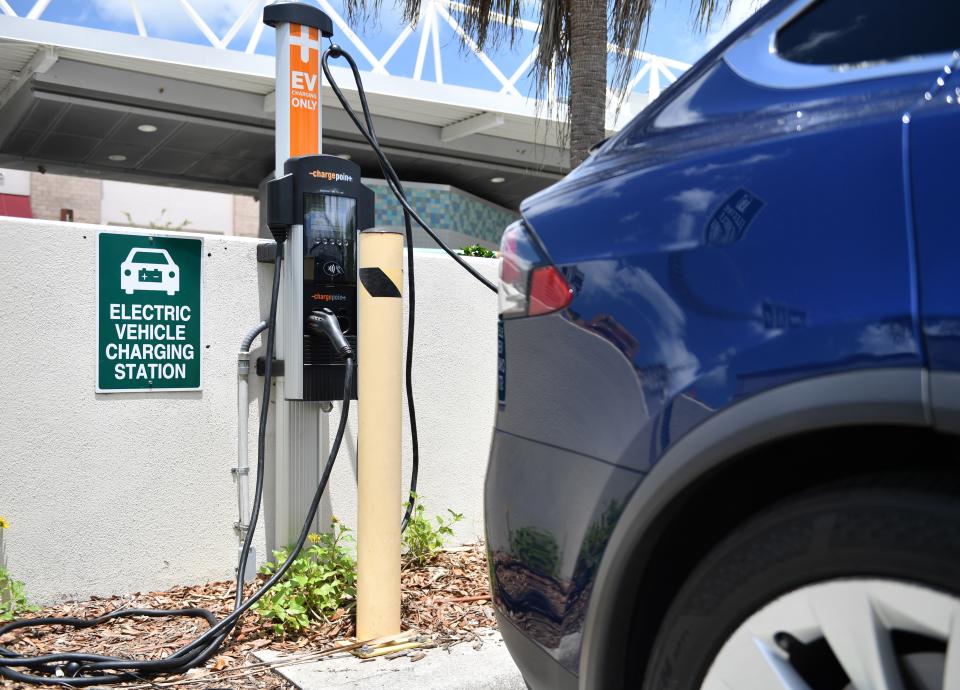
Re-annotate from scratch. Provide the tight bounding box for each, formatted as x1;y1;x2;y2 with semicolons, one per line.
701;579;960;690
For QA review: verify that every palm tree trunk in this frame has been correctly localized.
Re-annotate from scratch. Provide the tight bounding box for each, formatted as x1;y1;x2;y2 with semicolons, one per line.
568;0;608;167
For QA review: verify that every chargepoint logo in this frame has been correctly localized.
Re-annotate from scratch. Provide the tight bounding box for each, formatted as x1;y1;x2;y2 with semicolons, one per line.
309;170;354;183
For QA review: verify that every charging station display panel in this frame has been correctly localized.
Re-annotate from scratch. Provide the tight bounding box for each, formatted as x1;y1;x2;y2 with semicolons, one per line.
302;192;358;400
272;154;372;401
304;194;356;283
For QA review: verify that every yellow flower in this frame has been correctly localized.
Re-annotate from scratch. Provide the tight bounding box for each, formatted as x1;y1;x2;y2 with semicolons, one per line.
0;516;9;530
307;533;321;544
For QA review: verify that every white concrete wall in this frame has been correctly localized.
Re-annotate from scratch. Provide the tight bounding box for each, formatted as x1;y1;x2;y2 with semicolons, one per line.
101;180;235;235
0;218;498;603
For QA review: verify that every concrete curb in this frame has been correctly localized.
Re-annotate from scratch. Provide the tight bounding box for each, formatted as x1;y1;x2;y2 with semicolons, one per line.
256;629;525;689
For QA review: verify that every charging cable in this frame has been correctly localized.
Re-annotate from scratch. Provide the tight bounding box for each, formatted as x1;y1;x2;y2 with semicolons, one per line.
321;43;497;531
321;46;497;295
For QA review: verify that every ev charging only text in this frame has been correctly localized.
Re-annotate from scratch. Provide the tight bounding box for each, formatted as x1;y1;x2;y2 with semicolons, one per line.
106;303;194;381
291;70;318;109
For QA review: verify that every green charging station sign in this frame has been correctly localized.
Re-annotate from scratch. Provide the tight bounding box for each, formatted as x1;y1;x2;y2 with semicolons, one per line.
97;231;203;392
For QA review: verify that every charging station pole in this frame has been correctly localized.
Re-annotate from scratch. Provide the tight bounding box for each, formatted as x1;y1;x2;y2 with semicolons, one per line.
263;1;334;548
357;229;404;640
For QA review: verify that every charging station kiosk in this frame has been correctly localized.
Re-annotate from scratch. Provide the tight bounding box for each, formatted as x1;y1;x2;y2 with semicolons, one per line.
267;154;372;401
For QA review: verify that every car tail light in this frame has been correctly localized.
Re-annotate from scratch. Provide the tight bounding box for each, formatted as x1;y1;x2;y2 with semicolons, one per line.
498;221;573;318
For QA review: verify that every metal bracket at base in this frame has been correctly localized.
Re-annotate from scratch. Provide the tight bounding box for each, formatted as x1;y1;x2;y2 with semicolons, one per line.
256;357;284;376
257;242;278;264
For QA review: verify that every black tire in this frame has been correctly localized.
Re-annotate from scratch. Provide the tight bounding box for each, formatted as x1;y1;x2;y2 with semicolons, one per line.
642;475;960;690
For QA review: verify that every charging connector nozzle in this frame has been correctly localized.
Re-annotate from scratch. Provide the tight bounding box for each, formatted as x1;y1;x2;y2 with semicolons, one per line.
309;309;353;359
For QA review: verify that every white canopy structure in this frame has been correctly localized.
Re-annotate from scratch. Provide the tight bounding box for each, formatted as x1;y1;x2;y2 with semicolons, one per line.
0;0;689;209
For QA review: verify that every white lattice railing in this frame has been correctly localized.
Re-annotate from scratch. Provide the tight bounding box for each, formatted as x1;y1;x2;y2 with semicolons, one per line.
0;0;690;108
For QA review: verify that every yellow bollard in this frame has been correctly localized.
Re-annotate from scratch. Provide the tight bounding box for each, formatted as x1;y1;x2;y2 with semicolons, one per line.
356;228;404;640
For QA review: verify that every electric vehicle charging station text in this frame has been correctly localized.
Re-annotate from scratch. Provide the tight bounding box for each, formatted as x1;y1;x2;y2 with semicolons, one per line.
97;231;203;392
267;154;372;401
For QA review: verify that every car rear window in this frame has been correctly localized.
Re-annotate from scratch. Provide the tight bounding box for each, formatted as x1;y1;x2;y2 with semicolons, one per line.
776;0;960;66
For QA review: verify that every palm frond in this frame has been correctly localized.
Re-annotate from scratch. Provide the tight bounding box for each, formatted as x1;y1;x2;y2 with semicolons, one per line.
692;0;732;30
341;0;382;24
531;0;570;105
608;0;654;98
448;0;524;50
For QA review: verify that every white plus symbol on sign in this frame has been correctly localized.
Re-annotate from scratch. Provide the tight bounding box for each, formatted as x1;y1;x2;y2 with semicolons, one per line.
289;23;321;63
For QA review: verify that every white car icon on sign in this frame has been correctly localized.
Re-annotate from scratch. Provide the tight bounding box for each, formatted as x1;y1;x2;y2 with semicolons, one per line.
121;248;180;295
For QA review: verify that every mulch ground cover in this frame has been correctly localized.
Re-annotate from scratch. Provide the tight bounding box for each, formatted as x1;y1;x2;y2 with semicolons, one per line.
0;544;494;689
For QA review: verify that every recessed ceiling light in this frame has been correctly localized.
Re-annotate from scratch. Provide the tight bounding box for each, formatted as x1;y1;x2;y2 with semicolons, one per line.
490;176;506;184
336;153;351;160
137;124;158;133
108;154;127;162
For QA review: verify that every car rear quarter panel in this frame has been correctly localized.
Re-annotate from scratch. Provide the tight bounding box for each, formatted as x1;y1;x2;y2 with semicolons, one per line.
520;63;926;467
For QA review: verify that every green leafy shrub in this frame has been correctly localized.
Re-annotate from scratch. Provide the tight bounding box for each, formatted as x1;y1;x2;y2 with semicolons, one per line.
0;567;35;622
253;519;356;638
0;518;37;622
402;495;463;566
122;209;191;231
460;244;497;258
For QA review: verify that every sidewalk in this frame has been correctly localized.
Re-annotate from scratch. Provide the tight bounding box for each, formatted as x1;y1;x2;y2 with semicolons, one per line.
257;628;525;689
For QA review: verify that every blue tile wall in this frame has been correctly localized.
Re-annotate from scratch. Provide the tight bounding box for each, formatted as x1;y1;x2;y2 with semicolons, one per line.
366;181;518;244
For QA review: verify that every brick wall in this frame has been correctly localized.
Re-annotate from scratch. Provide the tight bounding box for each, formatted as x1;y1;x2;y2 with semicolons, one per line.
30;172;102;224
233;194;261;237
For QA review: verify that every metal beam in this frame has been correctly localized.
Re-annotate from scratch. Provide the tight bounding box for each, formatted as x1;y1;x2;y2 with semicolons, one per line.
129;0;147;37
25;0;52;20
440;111;504;143
0;45;56;110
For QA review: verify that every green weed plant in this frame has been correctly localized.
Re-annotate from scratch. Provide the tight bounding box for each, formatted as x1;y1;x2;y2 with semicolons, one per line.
460;244;497;258
402;496;463;566
253;519;356;638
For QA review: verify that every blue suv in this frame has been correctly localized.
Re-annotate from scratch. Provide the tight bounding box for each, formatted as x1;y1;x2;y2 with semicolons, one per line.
486;1;960;688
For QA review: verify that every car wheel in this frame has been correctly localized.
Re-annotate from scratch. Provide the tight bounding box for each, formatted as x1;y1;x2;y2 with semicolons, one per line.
642;476;960;690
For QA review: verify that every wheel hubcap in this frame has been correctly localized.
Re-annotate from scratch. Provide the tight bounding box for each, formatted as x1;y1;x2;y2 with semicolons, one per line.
701;579;960;690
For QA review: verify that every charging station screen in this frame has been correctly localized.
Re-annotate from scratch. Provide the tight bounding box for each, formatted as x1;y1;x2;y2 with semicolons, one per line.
304;194;356;284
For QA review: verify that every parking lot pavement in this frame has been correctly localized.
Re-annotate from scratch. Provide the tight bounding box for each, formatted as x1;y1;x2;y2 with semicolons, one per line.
257;628;526;689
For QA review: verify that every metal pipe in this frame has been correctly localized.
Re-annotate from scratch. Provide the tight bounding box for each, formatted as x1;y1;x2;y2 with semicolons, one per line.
241;320;269;353
236;320;268;581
